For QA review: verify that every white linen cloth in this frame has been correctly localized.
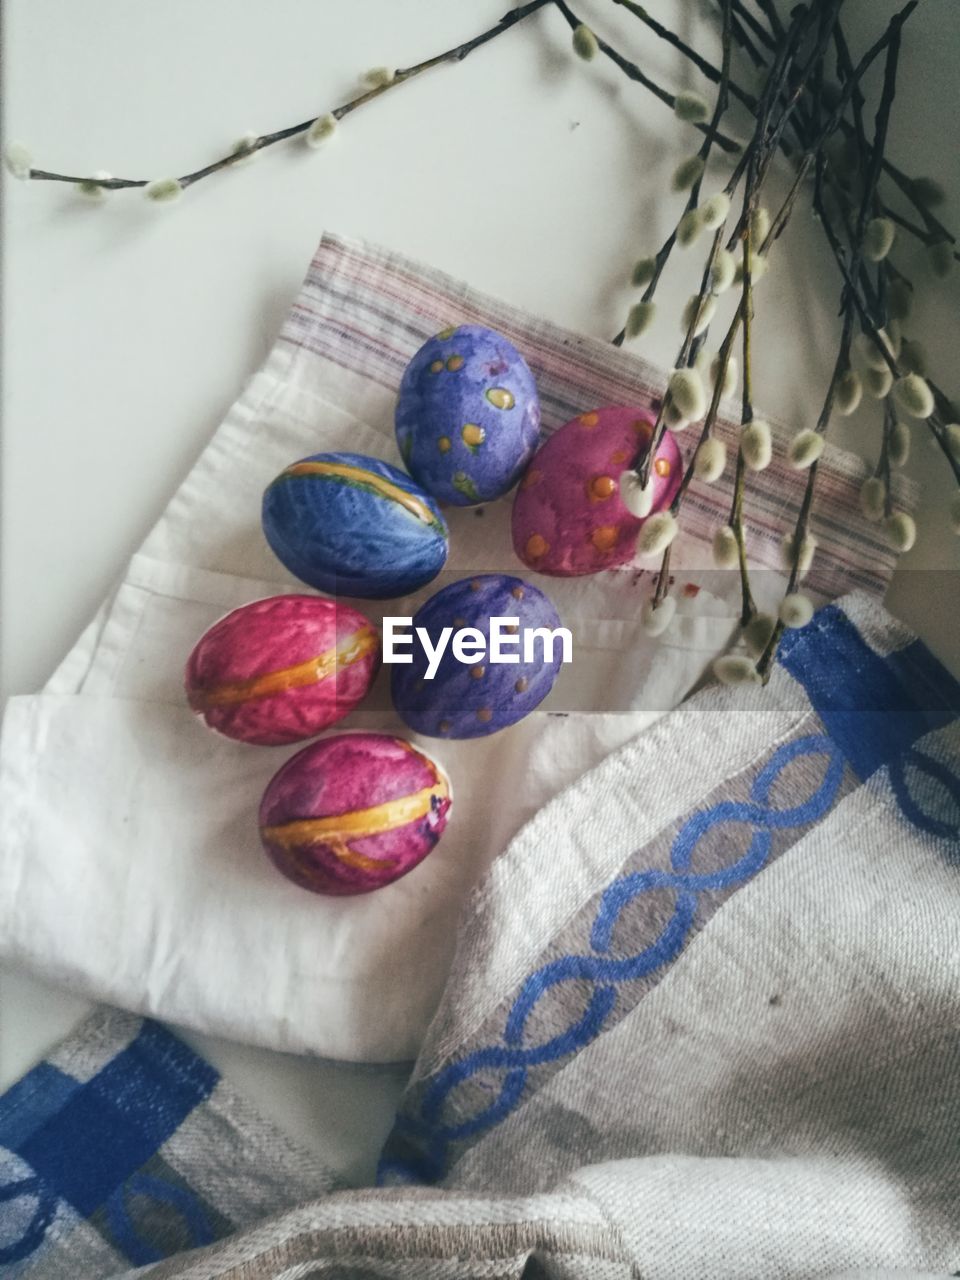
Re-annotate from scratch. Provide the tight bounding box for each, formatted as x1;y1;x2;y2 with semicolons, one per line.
0;232;913;1063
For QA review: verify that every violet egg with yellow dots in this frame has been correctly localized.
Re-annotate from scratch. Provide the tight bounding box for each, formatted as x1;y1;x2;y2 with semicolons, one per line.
511;405;682;576
391;574;564;739
395;324;541;506
185;594;380;746
258;732;452;896
261;451;448;598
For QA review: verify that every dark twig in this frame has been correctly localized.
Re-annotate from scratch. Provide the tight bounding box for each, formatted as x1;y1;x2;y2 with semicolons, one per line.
25;0;552;192
612;0;736;349
757;11;908;678
551;0;742;152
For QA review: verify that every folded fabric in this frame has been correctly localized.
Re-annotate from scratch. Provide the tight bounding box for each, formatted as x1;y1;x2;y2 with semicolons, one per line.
0;1008;332;1277
0;233;917;1065
6;592;949;1279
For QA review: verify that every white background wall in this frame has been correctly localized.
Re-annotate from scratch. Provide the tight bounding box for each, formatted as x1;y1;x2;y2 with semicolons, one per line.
2;0;958;1180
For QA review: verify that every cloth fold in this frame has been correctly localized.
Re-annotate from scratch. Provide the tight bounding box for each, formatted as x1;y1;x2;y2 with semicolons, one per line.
0;233;916;1064
2;592;958;1279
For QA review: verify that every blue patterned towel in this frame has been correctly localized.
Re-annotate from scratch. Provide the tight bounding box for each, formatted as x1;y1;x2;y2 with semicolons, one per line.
379;594;960;1189
3;593;959;1279
0;1010;332;1277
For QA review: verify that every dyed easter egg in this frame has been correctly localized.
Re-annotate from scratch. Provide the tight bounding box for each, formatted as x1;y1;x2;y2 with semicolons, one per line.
185;595;380;746
262;452;448;599
258;732;452;896
395;324;541;506
391;574;563;739
511;406;682;576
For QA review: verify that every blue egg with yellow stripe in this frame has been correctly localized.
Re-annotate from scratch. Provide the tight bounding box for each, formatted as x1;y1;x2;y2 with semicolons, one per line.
396;324;541;506
262;452;449;599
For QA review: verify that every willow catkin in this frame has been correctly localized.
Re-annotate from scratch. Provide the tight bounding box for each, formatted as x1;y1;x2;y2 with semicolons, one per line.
143;178;183;203
636;511;679;557
713;654;760;685
710;248;736;294
701;192;731;230
741;419;773;471
631;257;656;288
884;511;917;552
892;374;935;419
572;24;598;60
779;593;814;629
712;525;739;568
787;430;825;470
619;471;654;518
863;216;895;262
860;476;886;522
674;90;710;123
306;114;338;147
626;301;656;339
673;155;706;192
677;208;703;247
835;370;863;416
693;438;727;483
889;421;911;467
668;368;707;421
743;612;776;658
3;141;32;179
641;595;677;636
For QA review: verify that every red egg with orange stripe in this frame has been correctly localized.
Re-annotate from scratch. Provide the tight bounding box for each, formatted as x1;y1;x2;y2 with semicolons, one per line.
185;595;380;746
258;733;452;895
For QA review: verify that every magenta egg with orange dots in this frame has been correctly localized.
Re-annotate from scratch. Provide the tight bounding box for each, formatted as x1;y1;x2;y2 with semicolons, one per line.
511;405;682;576
258;732;452;896
185;595;380;746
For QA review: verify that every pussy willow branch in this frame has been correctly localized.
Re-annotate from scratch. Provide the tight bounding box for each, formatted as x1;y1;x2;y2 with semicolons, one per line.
754;7;960;262
730;1;776;61
732;216;759;624
756;15;907;679
550;0;741;152
648;7;825;613
611;0;759;118
649;0;916;631
877;399;898;514
611;0;735;354
819;197;960;488
608;12;735;604
25;0;552;190
631;3;813;496
755;0;786;43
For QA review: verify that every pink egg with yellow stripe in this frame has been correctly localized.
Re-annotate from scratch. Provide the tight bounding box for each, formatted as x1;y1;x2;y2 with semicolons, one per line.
511;405;682;576
185;595;380;746
258;733;452;896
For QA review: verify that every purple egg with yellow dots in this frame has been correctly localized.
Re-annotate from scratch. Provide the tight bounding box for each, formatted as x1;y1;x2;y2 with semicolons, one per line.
395;324;541;506
262;451;448;599
258;732;452;896
185;595;380;746
391;574;564;739
511;405;683;576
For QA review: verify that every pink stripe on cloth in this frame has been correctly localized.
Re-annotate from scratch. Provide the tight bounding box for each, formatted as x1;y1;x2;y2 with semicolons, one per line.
279;231;916;600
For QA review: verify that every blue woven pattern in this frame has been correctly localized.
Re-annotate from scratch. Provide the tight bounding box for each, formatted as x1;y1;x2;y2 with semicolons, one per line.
379;733;844;1184
380;605;960;1186
0;1020;218;1268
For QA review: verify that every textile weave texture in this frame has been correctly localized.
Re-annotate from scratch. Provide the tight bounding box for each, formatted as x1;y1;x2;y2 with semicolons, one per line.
0;1010;332;1277
2;592;959;1279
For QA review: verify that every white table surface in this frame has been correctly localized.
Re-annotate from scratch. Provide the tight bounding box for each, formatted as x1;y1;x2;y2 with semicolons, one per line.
3;0;959;1185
